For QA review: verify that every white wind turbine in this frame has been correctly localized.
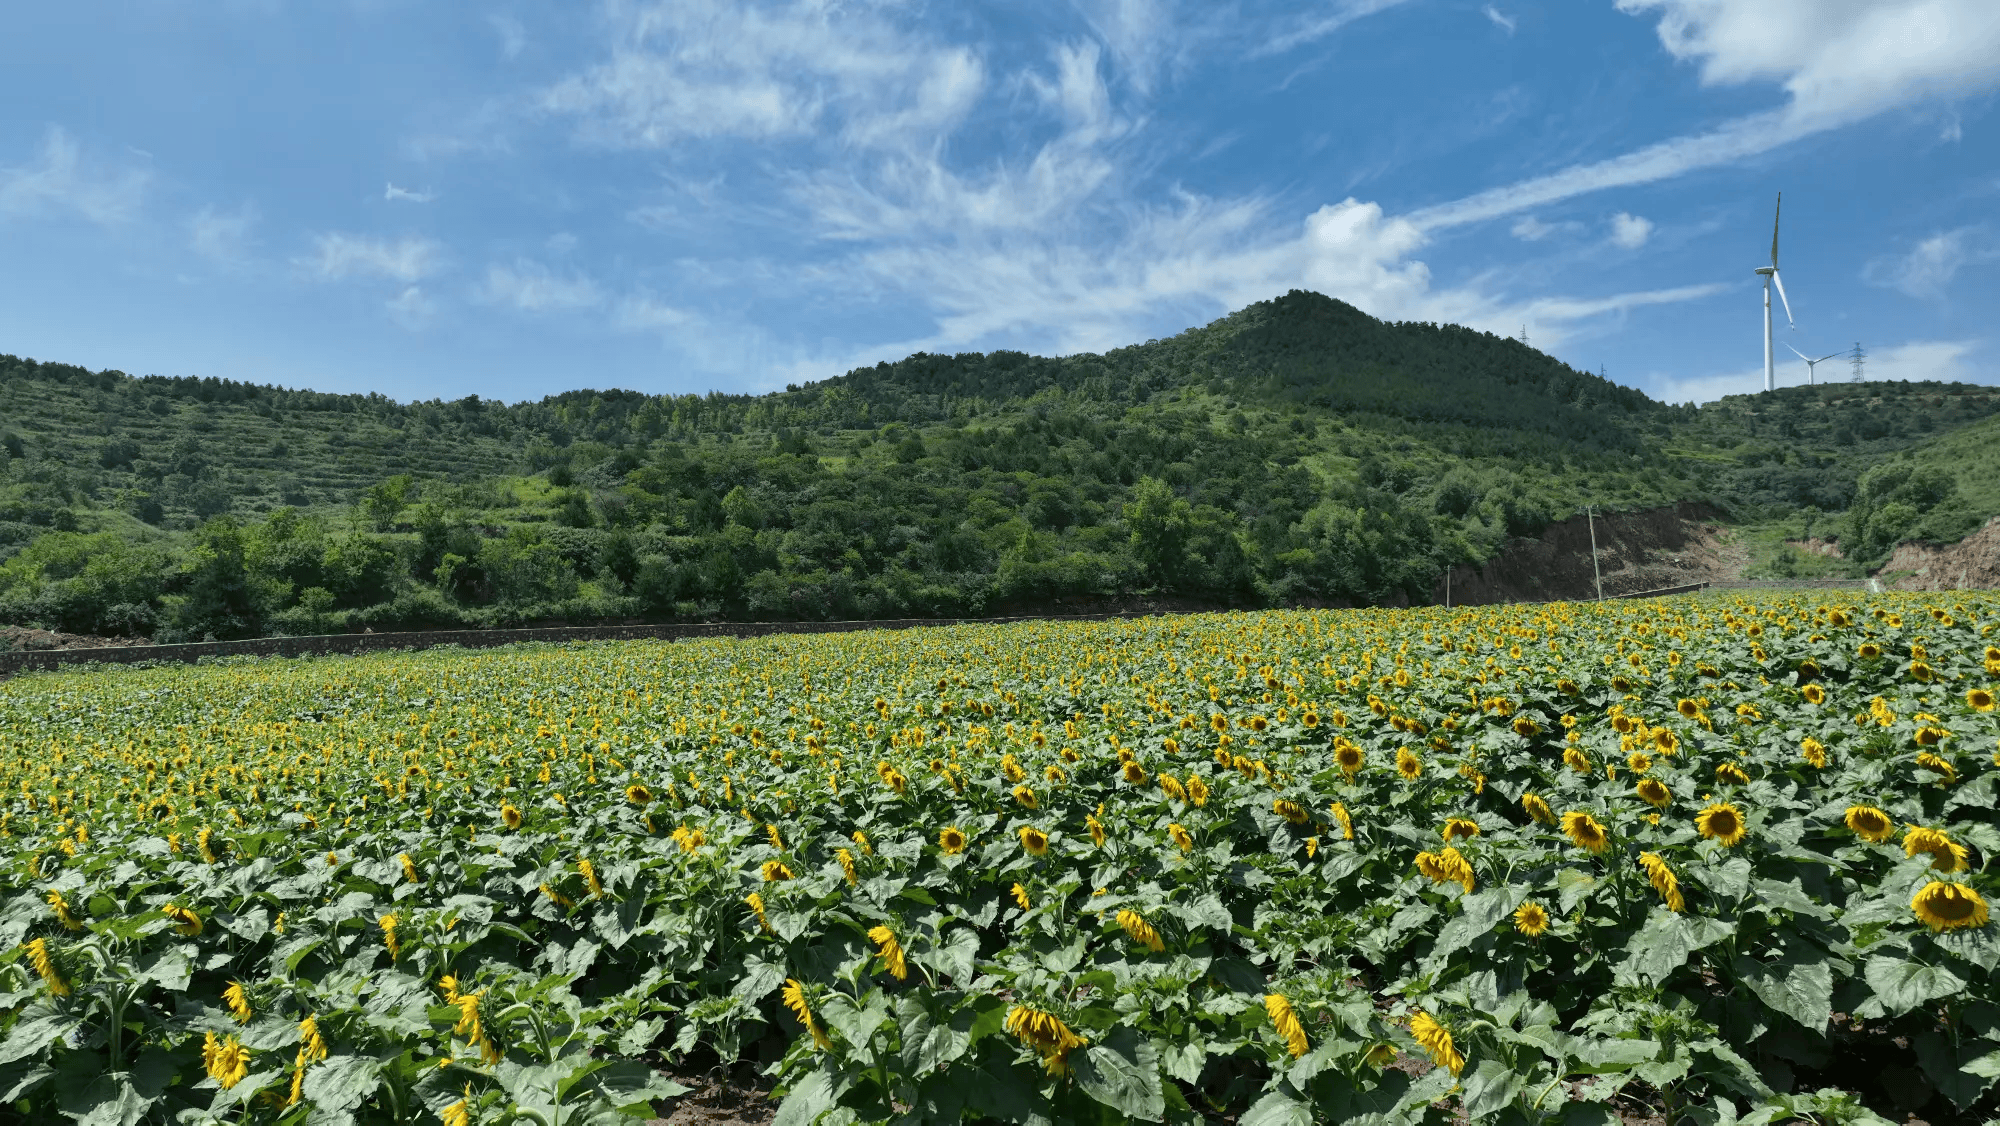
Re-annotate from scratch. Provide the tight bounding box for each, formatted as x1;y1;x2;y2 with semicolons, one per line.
1755;193;1793;392
1784;343;1843;386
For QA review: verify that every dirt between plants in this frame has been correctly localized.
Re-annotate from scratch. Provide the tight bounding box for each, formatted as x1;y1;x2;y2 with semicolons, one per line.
1879;514;2000;591
1433;502;1741;607
0;625;150;653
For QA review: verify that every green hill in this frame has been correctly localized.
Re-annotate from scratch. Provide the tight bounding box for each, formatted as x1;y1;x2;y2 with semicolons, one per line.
2;290;1995;641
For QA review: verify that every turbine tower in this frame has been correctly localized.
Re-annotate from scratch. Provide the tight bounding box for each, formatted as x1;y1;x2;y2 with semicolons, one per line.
1784;343;1843;386
1755;193;1794;392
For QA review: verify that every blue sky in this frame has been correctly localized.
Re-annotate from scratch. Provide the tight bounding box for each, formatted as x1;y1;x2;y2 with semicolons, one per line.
2;1;1996;406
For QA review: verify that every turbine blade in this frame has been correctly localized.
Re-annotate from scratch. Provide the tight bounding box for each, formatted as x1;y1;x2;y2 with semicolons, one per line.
1815;352;1842;364
1771;192;1782;267
1784;342;1811;362
1771;269;1794;328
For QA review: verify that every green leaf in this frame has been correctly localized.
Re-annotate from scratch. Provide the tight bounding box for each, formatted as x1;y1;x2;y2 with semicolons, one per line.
134;946;191;991
1238;1085;1312;1126
1962;1049;2000;1080
61;1074;151;1126
732;958;787;1004
1862;957;1964;1018
1431;887;1526;962
1072;1026;1164;1122
1732;954;1832;1030
300;1055;382;1116
1691;857;1752;901
1461;1058;1527;1119
1915;1031;1997;1110
772;1070;838;1126
1615;912;1733;985
820;991;891;1051
0;1011;83;1066
585;1060;690;1114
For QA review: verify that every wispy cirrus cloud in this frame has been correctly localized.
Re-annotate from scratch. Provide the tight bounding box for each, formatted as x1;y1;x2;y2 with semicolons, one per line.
188;204;258;261
0;126;150;225
1410;0;2000;231
478;258;602;311
1865;226;1998;299
300;232;443;283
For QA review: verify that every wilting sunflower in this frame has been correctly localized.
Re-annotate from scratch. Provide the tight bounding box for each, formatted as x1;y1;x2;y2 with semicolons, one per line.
1408;1011;1464;1076
1801;738;1828;769
1122;761;1149;785
1635;778;1672;809
782;979;831;1049
202;1032;251;1090
1513;901;1550;937
625;784;652;806
1564;747;1593;775
1414;847;1475;893
1011;883;1031;910
1330;802;1355;840
1560;811;1609;854
937;826;968;855
163;904;203;936
1521;793;1556;825
1715;761;1751;785
761;860;794;881
500;803;523;830
1696;802;1747;847
1005;1006;1086;1074
1117;908;1165;953
868;925;908;980
1440;817;1480;842
1843;805;1894;843
1274;800;1310;825
1637;852;1685;912
1018;826;1050;856
1911;882;1988;932
24;938;68;996
1186;775;1210;806
1265;994;1308;1058
223;981;253;1023
1904;826;1969;872
1012;784;1038;809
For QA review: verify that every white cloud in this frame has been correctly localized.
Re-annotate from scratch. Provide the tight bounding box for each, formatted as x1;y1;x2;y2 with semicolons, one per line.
188;204;258;261
540;0;984;154
1483;4;1516;34
384;183;436;203
1609;211;1653;249
490;14;526;60
0;126;150;225
1412;0;2000;231
386;286;436;331
301;233;442;283
615;294;699;332
478;258;601;311
1510;215;1581;241
1255;0;1415;57
1864;226;1997;298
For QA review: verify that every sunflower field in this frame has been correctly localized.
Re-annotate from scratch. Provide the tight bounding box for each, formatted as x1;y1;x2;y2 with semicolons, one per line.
1;594;1996;1126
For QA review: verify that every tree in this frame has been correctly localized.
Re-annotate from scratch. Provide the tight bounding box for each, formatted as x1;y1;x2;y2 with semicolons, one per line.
1123;477;1192;589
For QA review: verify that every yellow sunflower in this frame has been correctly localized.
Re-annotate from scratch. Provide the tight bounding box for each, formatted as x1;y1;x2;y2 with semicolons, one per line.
937;826;967;855
1635;778;1672;809
1521;793;1556;825
1911;881;1988;932
1695;802;1747;847
1440;817;1480;842
1265;994;1309;1058
1513;900;1551;936
1560;811;1609;854
1395;748;1424;780
1018;826;1050;856
1842;805;1893;843
1408;1011;1464;1076
1904;826;1969;872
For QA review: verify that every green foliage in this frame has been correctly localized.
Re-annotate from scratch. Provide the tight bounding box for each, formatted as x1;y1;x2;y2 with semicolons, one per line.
5;294;2000;642
0;594;1994;1123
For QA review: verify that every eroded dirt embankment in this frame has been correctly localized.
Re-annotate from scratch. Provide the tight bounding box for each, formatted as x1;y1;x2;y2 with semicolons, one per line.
1879;515;2000;591
1433;502;1738;607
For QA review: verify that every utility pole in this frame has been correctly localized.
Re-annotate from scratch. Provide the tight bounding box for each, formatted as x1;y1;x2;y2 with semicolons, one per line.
1586;505;1603;602
1850;342;1865;383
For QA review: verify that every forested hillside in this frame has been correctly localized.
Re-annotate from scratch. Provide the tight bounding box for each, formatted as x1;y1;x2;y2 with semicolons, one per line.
2;290;1995;641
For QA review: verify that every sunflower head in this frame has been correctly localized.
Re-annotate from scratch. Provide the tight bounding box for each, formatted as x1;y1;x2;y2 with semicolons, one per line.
500;803;523;830
1968;687;1997;713
1636;778;1672;809
1012;784;1039;809
625;784;653;806
1904;826;1969;872
1911;881;1988;932
1801;683;1827;705
1335;742;1365;776
1018;826;1050;856
1185;775;1209;807
1440;817;1480;842
1843;805;1893;843
1695;802;1747;847
1513;900;1550;937
1560;811;1609;854
1395;748;1424;780
1521;793;1556;825
937;826;967;855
